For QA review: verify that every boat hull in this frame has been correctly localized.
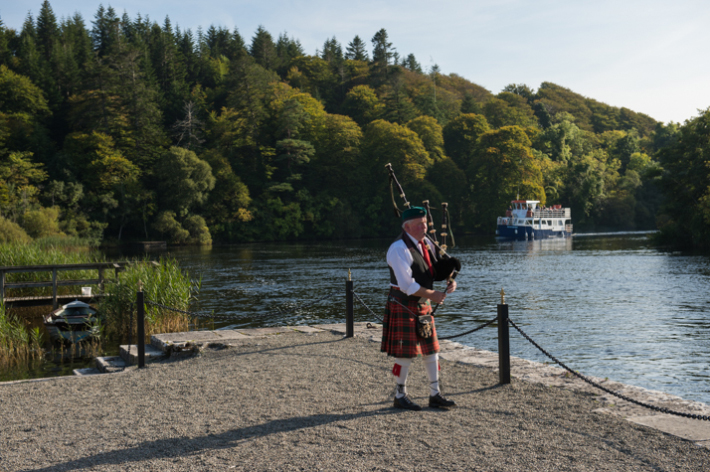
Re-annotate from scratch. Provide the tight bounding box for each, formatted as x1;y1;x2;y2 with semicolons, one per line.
496;225;571;241
43;300;99;343
44;325;94;343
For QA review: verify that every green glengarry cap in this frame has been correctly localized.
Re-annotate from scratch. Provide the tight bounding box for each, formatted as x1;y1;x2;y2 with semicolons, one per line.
401;206;427;222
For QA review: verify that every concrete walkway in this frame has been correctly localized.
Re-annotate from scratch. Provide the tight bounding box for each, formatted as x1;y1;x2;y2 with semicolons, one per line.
1;323;709;471
148;322;710;449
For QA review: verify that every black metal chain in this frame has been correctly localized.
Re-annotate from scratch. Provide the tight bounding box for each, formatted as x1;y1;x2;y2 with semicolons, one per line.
351;290;384;322
438;317;498;340
385;295;498;341
507;318;710;421
144;289;340;322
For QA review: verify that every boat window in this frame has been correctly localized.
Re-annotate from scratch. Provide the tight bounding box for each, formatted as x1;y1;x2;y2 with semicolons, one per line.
526;219;532;225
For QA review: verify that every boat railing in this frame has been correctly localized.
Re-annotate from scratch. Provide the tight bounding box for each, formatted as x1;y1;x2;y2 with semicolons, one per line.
534;208;570;218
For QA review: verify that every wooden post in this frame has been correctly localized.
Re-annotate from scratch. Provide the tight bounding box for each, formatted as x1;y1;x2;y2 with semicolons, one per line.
52;268;58;310
137;283;145;368
346;269;354;338
0;270;5;304
497;288;511;384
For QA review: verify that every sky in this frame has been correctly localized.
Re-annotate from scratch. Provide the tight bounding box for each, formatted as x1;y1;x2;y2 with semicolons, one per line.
3;0;710;125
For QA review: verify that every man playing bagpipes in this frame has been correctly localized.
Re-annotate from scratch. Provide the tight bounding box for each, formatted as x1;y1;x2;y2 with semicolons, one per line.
382;164;461;410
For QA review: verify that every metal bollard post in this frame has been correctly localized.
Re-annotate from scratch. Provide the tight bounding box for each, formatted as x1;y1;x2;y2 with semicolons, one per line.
497;288;511;384
346;269;354;338
137;284;145;368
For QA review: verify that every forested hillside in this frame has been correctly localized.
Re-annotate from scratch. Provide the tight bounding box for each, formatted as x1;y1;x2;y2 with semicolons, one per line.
0;1;696;245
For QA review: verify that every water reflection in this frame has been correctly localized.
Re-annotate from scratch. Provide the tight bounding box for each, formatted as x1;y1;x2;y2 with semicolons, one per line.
165;235;710;404
496;238;573;253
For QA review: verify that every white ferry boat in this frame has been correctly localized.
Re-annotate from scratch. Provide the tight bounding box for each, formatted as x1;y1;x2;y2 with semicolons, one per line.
496;200;572;240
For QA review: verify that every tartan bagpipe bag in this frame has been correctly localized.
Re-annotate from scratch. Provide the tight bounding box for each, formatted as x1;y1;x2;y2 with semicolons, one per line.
416;314;434;338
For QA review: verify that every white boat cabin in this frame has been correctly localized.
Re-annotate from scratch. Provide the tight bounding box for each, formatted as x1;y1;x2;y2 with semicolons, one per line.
497;200;572;232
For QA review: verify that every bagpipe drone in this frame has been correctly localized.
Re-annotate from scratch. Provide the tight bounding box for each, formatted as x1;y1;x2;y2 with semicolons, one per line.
385;163;461;284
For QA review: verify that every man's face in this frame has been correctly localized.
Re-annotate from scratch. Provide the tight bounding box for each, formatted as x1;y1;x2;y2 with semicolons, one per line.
404;216;427;241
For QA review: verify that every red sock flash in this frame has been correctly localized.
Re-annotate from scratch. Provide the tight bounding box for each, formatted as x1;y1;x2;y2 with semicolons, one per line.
392;363;402;377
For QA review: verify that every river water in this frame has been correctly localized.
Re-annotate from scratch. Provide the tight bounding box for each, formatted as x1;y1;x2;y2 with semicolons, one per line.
168;234;710;405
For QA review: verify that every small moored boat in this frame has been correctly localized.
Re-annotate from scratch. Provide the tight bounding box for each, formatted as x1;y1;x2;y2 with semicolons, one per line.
44;300;100;343
496;200;573;240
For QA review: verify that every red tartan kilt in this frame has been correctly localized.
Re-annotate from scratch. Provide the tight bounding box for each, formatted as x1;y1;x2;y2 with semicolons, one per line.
381;293;440;358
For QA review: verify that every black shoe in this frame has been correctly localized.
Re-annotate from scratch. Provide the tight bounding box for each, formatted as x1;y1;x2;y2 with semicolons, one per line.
393;395;422;411
429;393;457;408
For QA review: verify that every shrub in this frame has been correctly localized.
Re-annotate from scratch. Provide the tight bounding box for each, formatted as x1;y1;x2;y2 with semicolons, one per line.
21;206;64;239
183;214;212;245
60;212;106;245
0;217;31;244
100;257;200;343
153;211;189;243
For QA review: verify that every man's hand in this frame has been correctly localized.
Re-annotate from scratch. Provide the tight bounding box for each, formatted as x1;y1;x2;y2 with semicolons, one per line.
429;290;447;304
446;280;457;294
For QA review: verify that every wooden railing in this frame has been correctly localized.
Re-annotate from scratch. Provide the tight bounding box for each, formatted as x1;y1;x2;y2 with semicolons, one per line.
0;262;132;309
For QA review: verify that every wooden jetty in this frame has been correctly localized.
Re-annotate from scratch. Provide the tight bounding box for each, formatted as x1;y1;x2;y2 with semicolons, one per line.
0;262;133;309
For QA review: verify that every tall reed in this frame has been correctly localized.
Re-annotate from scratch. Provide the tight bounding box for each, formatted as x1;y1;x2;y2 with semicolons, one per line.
100;257;201;343
0;242;105;298
0;300;44;369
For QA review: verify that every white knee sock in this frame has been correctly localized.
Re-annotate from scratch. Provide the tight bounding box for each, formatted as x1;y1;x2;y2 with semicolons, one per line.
393;357;412;398
423;353;440;396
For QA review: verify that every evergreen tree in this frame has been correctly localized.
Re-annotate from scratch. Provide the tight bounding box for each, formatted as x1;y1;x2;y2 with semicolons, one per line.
64;13;93;73
36;1;59;59
205;25;245;60
0;18;11;66
148;17;189;126
53;19;81;100
17;14;41;81
403;53;422;73
371;28;394;76
382;83;417;124
275;32;303;75
91;5;121;56
320;37;342;64
345;35;368;61
249;25;277;70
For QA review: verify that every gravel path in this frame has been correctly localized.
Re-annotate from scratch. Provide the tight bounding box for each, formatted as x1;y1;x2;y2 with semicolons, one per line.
1;331;708;471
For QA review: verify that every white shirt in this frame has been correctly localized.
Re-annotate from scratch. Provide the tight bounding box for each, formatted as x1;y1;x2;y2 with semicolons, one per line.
387;233;432;296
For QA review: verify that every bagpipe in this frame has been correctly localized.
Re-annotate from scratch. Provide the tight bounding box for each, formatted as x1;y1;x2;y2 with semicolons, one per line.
385;163;461;283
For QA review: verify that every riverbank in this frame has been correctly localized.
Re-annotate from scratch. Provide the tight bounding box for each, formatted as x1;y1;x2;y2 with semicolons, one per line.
1;325;709;471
